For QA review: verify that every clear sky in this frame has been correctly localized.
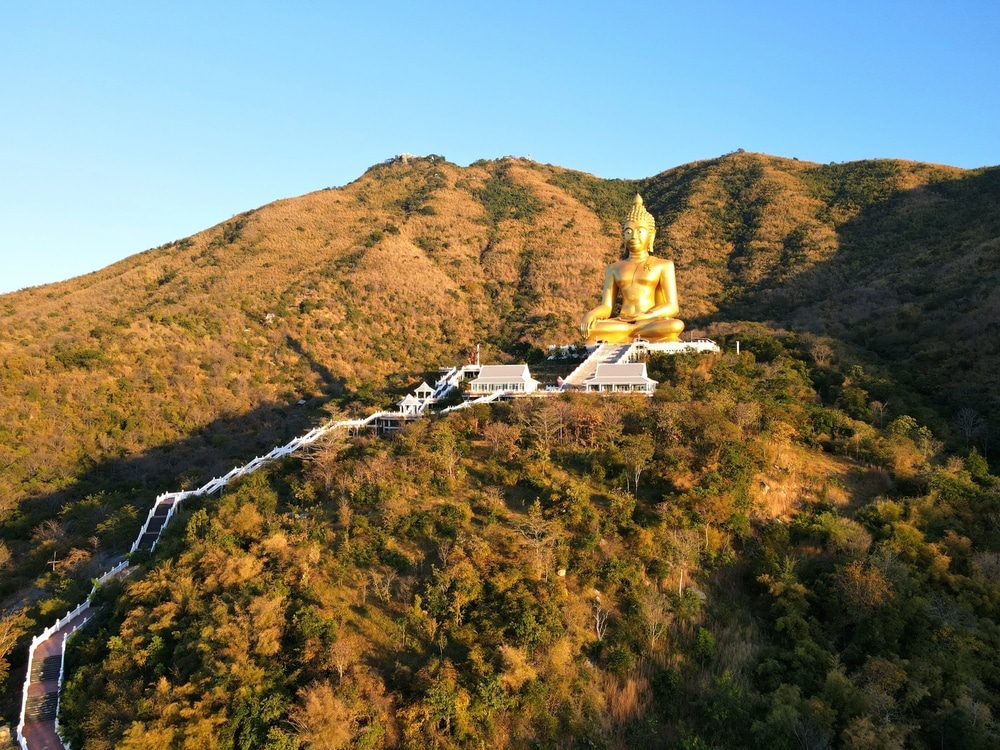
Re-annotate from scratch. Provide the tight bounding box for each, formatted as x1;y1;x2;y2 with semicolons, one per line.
2;1;998;295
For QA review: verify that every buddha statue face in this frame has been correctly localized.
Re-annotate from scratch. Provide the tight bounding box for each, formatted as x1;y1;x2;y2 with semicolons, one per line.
623;220;653;254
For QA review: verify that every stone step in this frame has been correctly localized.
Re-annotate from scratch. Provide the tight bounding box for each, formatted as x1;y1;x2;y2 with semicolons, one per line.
25;691;58;721
29;654;60;683
562;344;633;388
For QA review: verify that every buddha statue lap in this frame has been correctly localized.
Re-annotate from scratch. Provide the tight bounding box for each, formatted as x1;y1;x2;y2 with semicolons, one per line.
580;194;684;344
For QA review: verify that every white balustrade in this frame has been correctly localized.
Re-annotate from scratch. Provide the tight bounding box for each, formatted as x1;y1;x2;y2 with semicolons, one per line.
19;361;503;746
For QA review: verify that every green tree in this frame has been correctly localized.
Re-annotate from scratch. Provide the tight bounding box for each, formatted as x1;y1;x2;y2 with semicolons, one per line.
620;433;655;495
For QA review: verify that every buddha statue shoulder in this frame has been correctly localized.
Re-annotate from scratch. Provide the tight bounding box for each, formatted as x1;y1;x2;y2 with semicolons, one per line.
580;194;685;344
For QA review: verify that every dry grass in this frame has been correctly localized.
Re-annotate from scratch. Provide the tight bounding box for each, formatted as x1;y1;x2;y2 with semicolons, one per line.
0;152;996;609
757;443;892;520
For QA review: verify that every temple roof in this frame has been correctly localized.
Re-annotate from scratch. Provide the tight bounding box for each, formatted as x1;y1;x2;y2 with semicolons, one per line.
586;363;657;385
471;364;537;383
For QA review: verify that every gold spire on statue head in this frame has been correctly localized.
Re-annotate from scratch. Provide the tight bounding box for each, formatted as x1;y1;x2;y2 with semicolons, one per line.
625;194;655;231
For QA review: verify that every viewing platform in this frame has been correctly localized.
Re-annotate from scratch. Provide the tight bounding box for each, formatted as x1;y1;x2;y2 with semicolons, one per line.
558;338;719;392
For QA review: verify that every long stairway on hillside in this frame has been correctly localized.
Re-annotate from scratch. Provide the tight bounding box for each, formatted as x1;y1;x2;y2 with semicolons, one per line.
18;360;482;750
560;343;636;390
136;494;179;552
26;345;724;748
20;606;99;749
25;655;61;721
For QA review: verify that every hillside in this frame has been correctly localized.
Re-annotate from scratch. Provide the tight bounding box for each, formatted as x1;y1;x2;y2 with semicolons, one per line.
55;350;1000;748
2;154;997;504
1;152;1000;745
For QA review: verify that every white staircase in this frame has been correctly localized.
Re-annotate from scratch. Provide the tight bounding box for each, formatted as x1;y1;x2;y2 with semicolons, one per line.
560;343;638;390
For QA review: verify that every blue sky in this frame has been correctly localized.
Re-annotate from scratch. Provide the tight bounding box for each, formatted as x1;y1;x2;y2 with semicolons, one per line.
2;1;998;295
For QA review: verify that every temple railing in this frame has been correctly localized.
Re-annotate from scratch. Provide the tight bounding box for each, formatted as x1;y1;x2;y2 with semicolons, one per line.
15;359;567;748
439;390;508;413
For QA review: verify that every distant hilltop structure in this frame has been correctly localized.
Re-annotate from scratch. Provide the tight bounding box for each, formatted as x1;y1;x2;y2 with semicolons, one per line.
384;153;447;167
385;153;416;166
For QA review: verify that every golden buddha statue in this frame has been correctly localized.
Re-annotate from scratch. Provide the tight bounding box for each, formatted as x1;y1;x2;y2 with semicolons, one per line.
580;194;684;343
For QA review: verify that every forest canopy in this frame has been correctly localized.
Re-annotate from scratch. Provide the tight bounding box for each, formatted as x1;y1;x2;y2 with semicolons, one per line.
1;152;998;748
58;343;1000;749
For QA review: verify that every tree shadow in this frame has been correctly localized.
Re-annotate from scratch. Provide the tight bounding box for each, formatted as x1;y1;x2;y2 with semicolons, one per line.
0;350;352;603
704;166;1000;442
285;335;345;394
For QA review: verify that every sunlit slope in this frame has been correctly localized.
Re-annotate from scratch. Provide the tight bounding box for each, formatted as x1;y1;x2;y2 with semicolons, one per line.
0;152;997;535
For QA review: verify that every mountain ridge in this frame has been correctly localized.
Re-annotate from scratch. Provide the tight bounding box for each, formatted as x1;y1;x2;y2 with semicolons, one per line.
2;152;997;514
3;151;1000;745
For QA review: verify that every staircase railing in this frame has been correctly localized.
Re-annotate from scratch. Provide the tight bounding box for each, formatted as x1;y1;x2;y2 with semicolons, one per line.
19;346;697;747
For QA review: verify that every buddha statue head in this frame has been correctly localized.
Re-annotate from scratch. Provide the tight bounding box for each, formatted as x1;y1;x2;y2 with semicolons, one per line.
623;194;655;256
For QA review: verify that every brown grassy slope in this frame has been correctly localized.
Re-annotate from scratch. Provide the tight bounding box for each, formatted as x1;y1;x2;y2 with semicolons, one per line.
635;153;1000;428
762;159;1000;422
640;154;965;314
0;157;619;526
1;153;998;553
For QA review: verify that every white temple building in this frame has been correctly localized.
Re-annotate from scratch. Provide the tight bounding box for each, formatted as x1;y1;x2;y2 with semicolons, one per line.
582;362;658;394
397;394;423;416
467;364;540;395
413;381;435;400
